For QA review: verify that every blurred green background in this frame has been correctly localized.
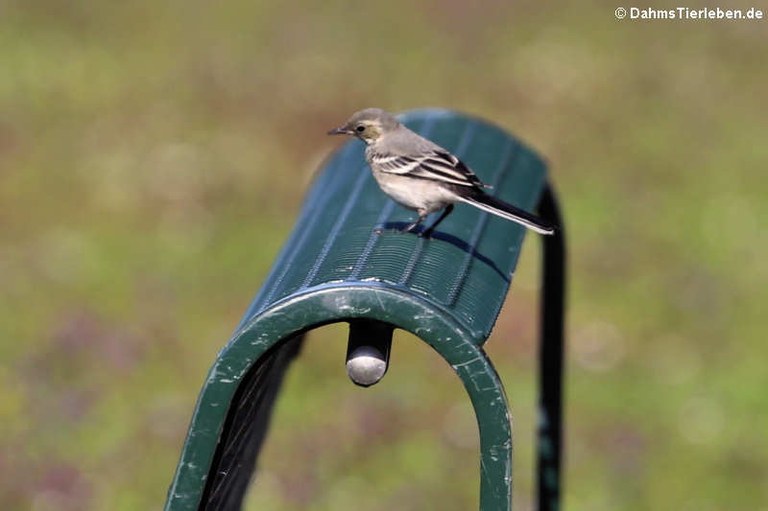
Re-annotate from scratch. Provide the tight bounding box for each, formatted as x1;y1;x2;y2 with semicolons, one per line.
1;1;766;510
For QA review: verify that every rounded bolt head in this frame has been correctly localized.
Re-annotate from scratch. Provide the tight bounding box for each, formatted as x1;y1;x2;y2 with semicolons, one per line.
346;346;388;387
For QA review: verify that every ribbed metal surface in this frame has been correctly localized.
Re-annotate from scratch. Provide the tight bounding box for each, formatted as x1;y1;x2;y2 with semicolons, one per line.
242;109;547;342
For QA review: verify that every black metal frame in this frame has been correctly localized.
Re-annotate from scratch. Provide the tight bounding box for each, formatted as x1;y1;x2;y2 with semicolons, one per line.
536;183;567;511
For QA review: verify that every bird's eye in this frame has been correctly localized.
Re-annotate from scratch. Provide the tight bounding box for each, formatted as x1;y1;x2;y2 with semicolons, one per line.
355;125;365;133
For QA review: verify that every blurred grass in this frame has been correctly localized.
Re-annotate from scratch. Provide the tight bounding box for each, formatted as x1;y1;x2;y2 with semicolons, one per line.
1;1;766;510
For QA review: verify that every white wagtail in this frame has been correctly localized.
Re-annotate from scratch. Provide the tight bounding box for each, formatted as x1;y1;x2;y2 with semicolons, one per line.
328;108;555;238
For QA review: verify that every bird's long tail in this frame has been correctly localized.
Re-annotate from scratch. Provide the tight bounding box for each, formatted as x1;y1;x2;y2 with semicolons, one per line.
458;191;556;235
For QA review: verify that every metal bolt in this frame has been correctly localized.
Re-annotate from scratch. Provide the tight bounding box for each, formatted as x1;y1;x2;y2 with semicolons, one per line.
345;321;393;387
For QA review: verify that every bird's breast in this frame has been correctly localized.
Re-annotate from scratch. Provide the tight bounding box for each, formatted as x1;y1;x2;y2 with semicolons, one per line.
371;170;455;213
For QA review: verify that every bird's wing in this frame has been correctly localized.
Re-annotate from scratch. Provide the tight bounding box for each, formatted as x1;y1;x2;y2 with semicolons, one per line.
370;150;488;189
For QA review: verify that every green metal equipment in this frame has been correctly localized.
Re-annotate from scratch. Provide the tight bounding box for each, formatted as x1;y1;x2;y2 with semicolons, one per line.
165;109;566;511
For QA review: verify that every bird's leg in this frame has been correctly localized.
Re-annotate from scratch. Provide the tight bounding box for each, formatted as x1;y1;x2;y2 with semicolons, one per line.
420;204;454;238
401;211;428;234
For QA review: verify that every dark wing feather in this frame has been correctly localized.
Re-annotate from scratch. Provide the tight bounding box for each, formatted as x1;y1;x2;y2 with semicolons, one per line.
370;150;489;189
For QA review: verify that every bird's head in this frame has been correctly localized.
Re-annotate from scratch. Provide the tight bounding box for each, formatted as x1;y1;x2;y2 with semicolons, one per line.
327;108;400;144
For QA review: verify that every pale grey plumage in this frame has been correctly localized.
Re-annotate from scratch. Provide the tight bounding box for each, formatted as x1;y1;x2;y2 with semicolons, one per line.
328;108;555;237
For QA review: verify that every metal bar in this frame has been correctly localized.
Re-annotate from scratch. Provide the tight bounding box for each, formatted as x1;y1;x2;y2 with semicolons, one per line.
536;182;567;511
466;350;513;511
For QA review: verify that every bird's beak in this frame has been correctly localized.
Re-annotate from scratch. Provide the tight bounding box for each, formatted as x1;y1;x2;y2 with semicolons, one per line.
327;126;351;136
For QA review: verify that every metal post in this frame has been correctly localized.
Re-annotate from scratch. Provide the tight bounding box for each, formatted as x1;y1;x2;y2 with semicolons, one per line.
536;183;567;511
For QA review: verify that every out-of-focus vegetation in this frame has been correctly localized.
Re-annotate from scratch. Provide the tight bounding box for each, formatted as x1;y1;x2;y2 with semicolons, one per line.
1;1;766;510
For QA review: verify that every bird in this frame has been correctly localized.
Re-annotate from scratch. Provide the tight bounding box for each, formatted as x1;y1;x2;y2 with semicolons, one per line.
328;108;555;238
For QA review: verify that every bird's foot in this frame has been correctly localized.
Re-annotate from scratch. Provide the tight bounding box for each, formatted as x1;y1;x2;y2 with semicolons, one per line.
400;223;419;234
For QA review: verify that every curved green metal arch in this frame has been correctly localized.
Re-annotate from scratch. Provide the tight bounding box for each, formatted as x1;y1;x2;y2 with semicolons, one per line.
166;283;512;510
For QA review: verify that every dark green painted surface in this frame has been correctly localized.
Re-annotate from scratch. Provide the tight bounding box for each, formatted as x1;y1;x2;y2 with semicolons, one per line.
165;109;549;510
242;109;547;341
